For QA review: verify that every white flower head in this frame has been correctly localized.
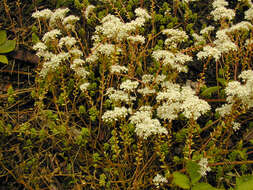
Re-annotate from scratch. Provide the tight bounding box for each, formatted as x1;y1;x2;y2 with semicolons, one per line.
135;8;151;20
200;26;215;35
245;7;253;21
127;35;145;44
85;5;95;19
134;117;168;139
120;80;139;92
232;121;241;131
102;107;128;122
153;174;168;188
198;158;211;176
197;45;221;61
211;6;235;21
80;83;89;92
162;29;188;46
33;42;47;51
32;9;53;20
62;15;79;26
70;48;83;57
58;36;77;48
49;8;69;26
42;29;61;43
212;0;228;8
110;65;128;74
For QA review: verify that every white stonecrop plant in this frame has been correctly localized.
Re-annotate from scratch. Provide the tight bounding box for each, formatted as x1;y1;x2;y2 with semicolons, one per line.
152;29;192;73
90;7;211;139
216;70;253;117
32;8;89;92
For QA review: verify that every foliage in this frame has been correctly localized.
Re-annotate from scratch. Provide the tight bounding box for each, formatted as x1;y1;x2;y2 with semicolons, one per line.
0;0;253;189
0;30;16;64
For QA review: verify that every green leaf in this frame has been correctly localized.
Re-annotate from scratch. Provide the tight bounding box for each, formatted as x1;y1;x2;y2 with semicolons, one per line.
0;55;8;64
32;33;39;44
217;78;227;86
0;30;7;45
0;40;16;53
172;172;190;189
192;182;218;190
186;160;201;184
200;86;221;97
235;175;253;190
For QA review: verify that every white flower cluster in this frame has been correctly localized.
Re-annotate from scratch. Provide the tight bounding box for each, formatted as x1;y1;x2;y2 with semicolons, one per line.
151;28;192;73
85;5;95;19
32;8;89;91
245;1;253;21
192;33;206;46
127;35;145;44
110;65;128;74
232;121;241;131
102;107;129;123
197;29;237;61
157;84;211;121
105;87;136;104
120;80;139;92
86;43;122;62
211;0;235;21
200;26;215;35
152;50;192;73
129;108;168;139
153;174;168;188
162;29;188;48
137;74;166;96
228;21;253;33
32;9;53;20
216;70;253;116
198;158;211;176
86;8;150;63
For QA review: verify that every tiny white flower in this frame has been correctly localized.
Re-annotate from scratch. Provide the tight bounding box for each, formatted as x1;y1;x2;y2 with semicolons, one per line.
62;15;79;26
49;8;69;26
85;5;95;19
211;6;235;21
120;80;139;92
42;29;61;43
80;83;89;92
70;49;83;57
110;65;128;74
102;107;128;122
153;174;168;188
232;121;241;131
73;58;85;66
59;36;77;48
135;8;151;20
198;158;211;176
32;9;53;20
127;35;145;44
33;42;47;51
200;26;215;35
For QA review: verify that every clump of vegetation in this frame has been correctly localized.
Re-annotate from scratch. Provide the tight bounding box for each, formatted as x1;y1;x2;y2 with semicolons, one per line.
1;0;253;189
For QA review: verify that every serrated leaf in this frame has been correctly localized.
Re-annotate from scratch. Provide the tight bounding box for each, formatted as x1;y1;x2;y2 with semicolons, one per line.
200;86;221;97
236;175;253;190
172;172;190;189
0;40;16;53
186;160;201;184
0;55;8;64
192;182;218;190
0;30;7;45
